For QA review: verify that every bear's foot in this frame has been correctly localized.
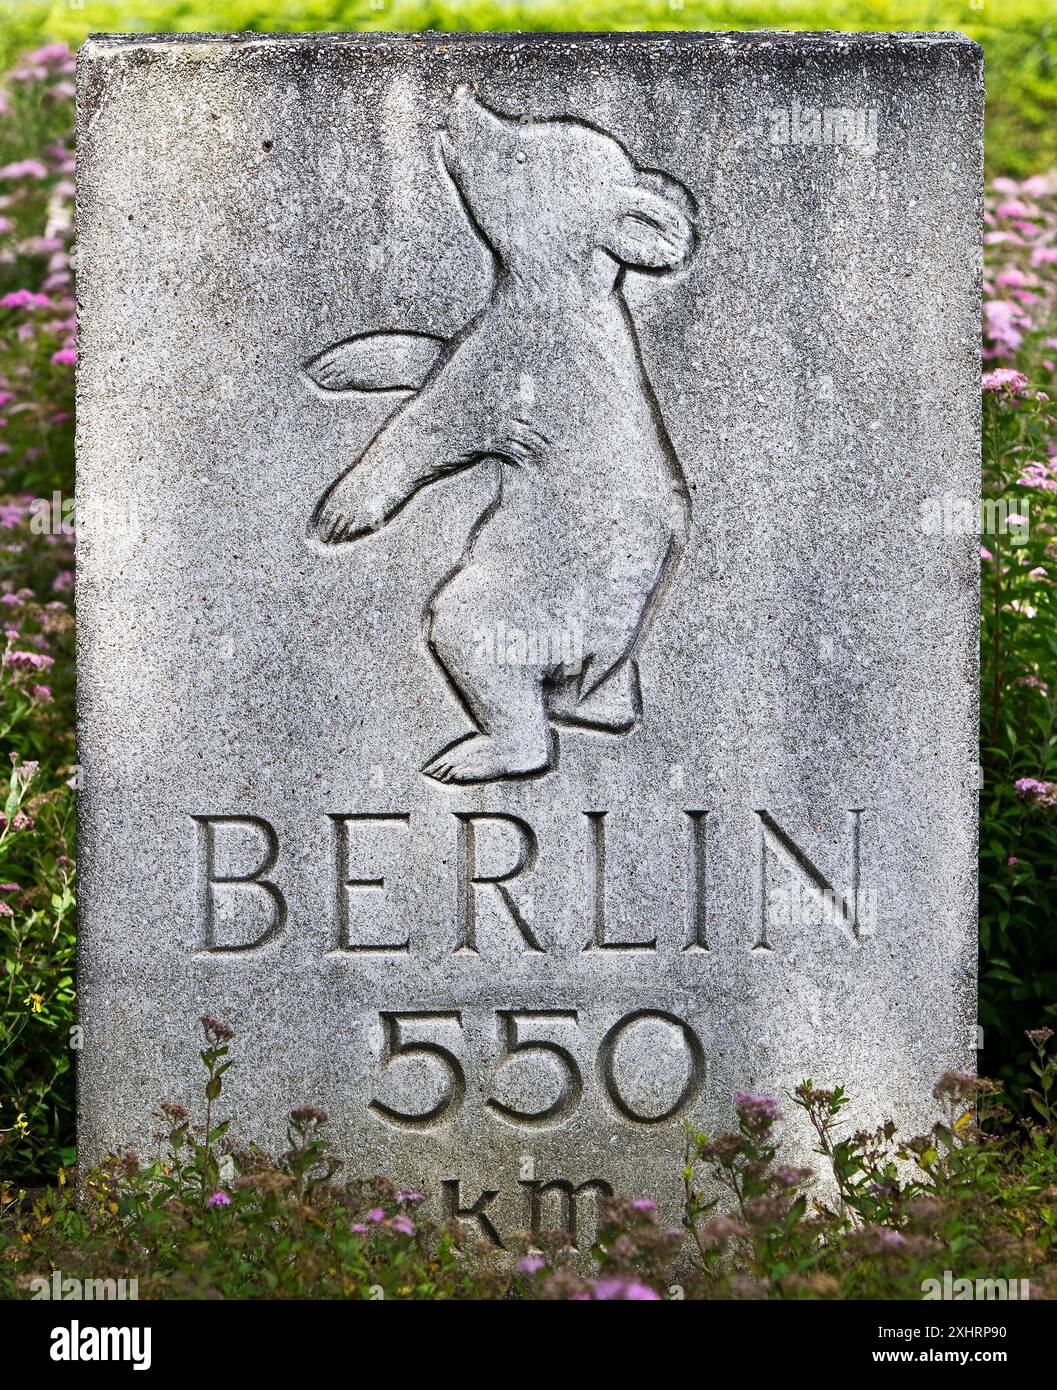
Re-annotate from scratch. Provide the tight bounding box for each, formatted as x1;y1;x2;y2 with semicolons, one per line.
423;732;553;785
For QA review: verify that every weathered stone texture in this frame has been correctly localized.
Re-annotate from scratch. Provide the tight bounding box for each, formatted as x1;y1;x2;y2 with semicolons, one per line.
77;32;981;1244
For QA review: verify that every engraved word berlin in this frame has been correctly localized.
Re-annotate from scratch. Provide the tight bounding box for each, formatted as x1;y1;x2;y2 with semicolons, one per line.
192;806;870;954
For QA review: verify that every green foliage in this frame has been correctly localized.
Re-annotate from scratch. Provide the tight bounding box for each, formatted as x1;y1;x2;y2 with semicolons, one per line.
978;178;1057;1102
0;3;1053;1222
13;0;1057;177
661;1053;1057;1298
3;1020;1055;1299
1;1018;509;1299
0;43;76;1182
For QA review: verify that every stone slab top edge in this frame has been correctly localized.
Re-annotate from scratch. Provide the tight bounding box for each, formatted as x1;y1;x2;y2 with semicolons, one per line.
80;29;982;54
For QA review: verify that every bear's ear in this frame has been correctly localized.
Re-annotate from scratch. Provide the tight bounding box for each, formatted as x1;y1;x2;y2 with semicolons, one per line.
603;179;696;273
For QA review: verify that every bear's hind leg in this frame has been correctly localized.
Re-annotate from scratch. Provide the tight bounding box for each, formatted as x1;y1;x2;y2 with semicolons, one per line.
425;591;554;784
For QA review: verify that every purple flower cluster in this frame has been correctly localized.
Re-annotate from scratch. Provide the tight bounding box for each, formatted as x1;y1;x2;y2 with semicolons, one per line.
351;1204;417;1238
590;1278;660;1301
734;1092;782;1126
984;175;1057;362
982;367;1029;395
1015;777;1057;807
0;54;77;741
0;42;78;434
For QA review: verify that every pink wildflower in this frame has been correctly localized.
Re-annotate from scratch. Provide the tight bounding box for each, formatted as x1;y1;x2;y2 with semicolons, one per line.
28;44;71;66
0;159;49;181
983;301;1031;358
982;367;1029;394
1018;459;1057;491
1;289;51;310
995;267;1028;289
1020;176;1051;197
592;1278;661;1301
5;650;53;672
6;650;54;671
1017;674;1049;694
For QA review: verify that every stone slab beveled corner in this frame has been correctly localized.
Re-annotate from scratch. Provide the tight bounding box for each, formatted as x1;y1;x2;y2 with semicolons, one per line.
76;30;982;1249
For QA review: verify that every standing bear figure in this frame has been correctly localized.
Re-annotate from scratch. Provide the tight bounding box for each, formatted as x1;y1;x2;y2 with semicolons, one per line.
308;88;696;784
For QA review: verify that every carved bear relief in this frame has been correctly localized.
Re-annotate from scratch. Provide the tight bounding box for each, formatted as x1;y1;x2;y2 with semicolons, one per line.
306;89;697;785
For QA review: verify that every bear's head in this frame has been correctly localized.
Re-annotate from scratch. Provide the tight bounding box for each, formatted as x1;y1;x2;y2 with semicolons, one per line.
439;87;696;287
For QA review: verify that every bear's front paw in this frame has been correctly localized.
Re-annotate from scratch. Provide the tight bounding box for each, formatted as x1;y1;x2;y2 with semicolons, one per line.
312;481;388;544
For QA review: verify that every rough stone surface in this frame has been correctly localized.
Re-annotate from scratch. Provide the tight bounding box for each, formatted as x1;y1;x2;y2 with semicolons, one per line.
77;32;982;1246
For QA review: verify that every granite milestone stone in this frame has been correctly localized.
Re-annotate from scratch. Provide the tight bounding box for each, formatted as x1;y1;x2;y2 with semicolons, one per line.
76;31;982;1248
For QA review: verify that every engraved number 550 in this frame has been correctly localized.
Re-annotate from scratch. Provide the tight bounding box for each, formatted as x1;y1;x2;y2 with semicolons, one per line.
368;1008;703;1129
